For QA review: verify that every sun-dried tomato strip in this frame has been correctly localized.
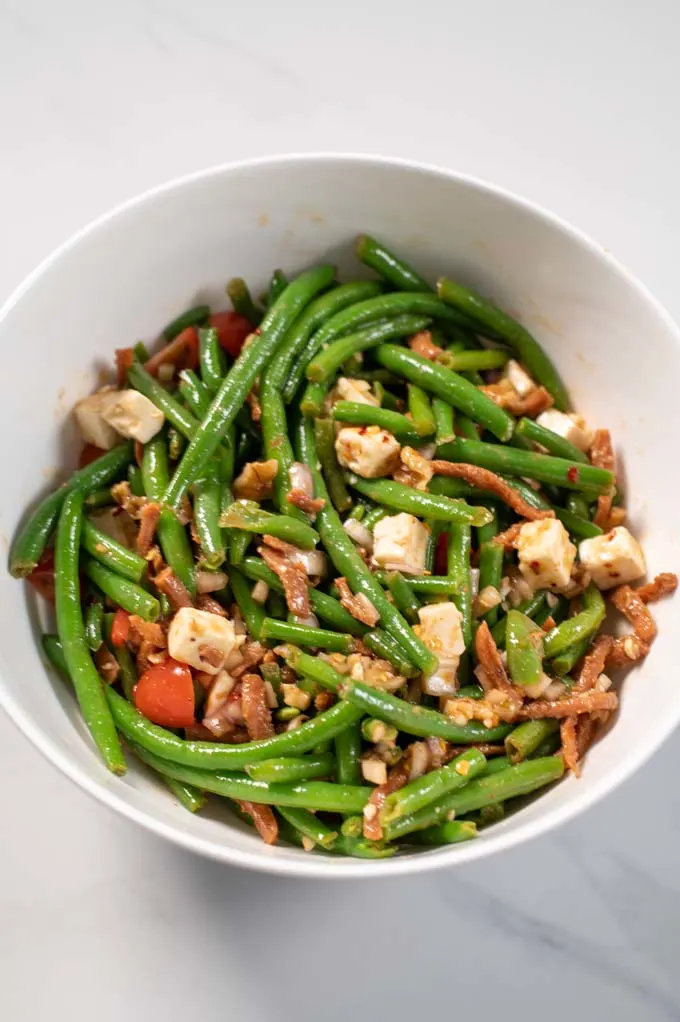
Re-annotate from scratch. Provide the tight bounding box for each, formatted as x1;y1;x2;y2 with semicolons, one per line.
258;545;309;618
136;502;161;556
520;690;618;719
430;461;554;521
335;576;380;627
241;673;275;741
236;801;279;845
572;634;613;695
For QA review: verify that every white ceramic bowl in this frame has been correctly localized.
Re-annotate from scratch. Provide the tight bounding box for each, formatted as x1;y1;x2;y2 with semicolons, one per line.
1;154;678;877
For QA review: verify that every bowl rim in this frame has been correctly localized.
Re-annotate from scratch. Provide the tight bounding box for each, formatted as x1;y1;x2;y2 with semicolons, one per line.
1;150;679;878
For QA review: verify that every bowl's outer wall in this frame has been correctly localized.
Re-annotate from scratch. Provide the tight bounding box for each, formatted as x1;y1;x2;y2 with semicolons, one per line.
1;156;678;876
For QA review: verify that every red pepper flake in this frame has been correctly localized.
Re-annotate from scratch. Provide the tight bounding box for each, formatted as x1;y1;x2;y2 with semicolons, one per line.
567;467;579;483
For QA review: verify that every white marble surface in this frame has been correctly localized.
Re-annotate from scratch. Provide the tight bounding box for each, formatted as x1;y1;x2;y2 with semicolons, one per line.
2;1;680;1018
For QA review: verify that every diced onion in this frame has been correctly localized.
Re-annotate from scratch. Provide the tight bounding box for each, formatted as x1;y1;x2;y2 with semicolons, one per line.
543;680;567;701
289;549;328;577
470;567;480;599
343;518;374;551
289;462;314;497
196;570;229;594
522;672;554;699
292;612;319;628
251;580;269;604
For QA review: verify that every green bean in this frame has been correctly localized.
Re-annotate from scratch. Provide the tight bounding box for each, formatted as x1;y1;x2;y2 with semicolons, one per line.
165;266;335;507
438;349;509;372
477;509;504;626
362;630;420;678
108;684;363;768
347;502;368;521
42;633;69;676
193;462;226;570
382;748;487;824
267;269;289;307
220;500;319;550
506;610;544;686
128;742;369;814
314;417;352;512
490;593;546;647
551;635;591;677
178;368;211;418
448;524;472;648
566;493;591;520
84;487;115;509
543;583;606;658
259;377;306;520
384;757;564;841
226;277;263;325
347;476;493;527
436;437;614;494
335;719;363;786
283;281;384;404
84;598;104;651
228;528;252;566
9;442;133;578
127;464;144;497
296;417;438;674
102;612;137;701
198;326;226;393
375;345;514;442
515;416;588;463
287;649;511;743
82;557;160;622
80;517;147;583
535;594;568;628
228;567;265;641
133;341;150;362
482;755;513;775
305;292;474;362
355;234;431;292
430;472;552;514
384;571;420;624
456;414;481;440
407;384;436;437
276;707;301;723
141;436;196;596
437;278;569;410
277;806;338;848
374;572;461;595
362;718;398;743
128;363;201;438
340;815;364;838
306;314;432;384
424;520;442;574
328;834;396;858
246;754;334;784
505;719;560;764
432;397;455;444
260;617;354;654
553;507;603;540
54;491;126;774
164;777;207;813
362;506;388;529
331;402;423;446
406;819;478;846
162;304;210;340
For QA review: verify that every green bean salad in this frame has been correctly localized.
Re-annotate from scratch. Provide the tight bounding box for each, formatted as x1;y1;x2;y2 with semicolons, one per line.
10;235;676;858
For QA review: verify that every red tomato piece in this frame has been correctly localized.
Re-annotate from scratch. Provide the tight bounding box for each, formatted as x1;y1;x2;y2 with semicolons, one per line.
433;532;449;576
209;311;252;358
115;347;135;387
134;658;195;728
26;549;56;603
110;608;131;647
145;327;199;377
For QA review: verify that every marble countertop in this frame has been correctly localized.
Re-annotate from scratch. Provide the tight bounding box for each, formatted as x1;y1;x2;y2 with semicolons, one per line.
2;1;680;1018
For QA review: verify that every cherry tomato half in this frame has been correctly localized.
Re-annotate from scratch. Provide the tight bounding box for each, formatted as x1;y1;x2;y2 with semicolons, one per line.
133;658;195;728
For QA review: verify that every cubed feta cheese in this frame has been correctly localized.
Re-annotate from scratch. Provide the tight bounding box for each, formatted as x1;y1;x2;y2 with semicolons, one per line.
168;607;243;675
73;391;119;449
334;377;380;406
335;426;400;478
517;518;576;591
101;390;165;443
504;359;536;398
373;513;430;574
417;602;466;659
578;526;646;590
535;410;593;453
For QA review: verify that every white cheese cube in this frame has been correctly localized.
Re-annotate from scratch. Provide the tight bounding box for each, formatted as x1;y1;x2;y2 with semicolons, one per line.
578;526;646;590
417;602;466;660
168;607;243;675
101;390;165;443
334;377;380;406
421;658;460;697
536;410;593;453
335;426;400;478
517;518;576;591
373;513;430;575
73;391;119;450
504;359;536;398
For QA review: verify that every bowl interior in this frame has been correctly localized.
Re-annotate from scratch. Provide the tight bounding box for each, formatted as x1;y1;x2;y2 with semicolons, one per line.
1;155;678;876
